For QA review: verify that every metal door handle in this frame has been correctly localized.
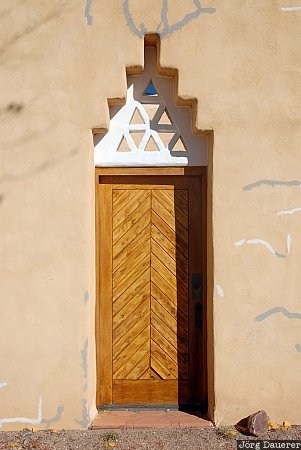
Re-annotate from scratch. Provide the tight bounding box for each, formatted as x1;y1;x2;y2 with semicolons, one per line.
192;273;202;300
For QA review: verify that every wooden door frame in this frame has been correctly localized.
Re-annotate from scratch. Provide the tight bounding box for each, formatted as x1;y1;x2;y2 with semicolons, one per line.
95;166;208;409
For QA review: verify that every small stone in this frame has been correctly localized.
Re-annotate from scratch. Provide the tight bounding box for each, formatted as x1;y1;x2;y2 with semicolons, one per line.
268;421;280;430
283;420;291;429
227;430;237;438
235;410;268;436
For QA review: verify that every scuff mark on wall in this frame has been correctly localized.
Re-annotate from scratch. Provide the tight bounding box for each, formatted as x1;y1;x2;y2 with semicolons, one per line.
235;235;291;258
75;340;90;427
255;307;301;322
42;405;64;428
295;344;301;352
81;339;88;392
123;0;216;40
84;0;93;25
0;396;42;425
76;399;90;428
216;284;224;298
0;382;7;389
243;179;301;191
277;207;301;216
84;291;90;303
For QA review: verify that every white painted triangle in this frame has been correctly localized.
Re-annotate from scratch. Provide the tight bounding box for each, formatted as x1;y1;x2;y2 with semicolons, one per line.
130;108;145;125
144;135;160;152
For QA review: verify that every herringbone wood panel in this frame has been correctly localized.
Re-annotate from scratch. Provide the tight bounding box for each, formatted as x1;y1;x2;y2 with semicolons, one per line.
112;188;188;381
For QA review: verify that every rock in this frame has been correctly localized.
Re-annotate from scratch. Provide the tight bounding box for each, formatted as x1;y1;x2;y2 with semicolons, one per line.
283;420;291;429
235;410;268;436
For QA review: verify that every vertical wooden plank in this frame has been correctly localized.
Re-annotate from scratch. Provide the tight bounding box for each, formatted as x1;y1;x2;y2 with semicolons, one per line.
96;181;113;406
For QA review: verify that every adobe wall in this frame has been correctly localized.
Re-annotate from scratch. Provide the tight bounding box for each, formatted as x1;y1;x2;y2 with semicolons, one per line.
0;0;300;428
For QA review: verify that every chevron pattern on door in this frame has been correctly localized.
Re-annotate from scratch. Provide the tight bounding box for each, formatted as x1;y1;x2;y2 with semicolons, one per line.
112;187;189;382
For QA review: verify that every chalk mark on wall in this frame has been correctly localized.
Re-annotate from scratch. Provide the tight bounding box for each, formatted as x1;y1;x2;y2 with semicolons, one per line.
280;6;301;11
76;399;90;428
295;344;301;352
0;382;7;389
277;207;301;216
84;0;93;25
42;405;64;428
235;234;291;258
255;307;301;322
123;0;216;40
243;179;301;191
0;396;42;425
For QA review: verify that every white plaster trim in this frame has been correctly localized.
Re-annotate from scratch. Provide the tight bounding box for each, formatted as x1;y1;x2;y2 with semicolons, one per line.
94;47;208;167
280;6;301;11
277;207;301;216
0;396;42;425
94;85;189;167
235;238;276;255
235;235;291;258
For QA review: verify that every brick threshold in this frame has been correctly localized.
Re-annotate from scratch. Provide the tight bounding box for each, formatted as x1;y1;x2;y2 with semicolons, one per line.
90;410;212;429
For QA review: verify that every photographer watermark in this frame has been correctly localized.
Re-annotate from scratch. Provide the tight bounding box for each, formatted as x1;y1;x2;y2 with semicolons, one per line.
237;441;301;449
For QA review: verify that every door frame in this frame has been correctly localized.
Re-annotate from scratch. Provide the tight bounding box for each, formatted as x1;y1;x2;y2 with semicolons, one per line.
95;166;208;409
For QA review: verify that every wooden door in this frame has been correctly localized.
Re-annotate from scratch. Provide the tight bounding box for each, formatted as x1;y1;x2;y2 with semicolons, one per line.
96;172;207;409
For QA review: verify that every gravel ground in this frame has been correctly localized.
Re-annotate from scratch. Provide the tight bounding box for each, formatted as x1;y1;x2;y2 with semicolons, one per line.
0;426;301;450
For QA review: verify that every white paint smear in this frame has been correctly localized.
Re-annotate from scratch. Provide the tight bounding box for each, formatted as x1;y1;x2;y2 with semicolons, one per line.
287;234;292;253
235;235;291;257
0;382;7;389
216;285;224;298
235;239;246;247
280;6;301;11
277;207;301;216
0;396;42;425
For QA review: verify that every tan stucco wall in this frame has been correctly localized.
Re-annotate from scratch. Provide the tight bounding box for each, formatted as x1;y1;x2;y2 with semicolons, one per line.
0;0;301;429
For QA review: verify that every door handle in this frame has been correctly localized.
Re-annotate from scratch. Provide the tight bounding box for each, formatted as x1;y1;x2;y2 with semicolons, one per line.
192;273;202;300
195;303;202;329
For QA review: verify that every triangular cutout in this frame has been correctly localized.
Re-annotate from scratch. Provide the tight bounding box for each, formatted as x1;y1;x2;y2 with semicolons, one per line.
144;135;160;152
172;136;186;152
158;109;172;125
117;135;131;152
130;108;145;125
143;81;158;96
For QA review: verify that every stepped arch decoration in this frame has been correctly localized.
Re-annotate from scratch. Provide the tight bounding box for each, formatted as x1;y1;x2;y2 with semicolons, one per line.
94;39;208;167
